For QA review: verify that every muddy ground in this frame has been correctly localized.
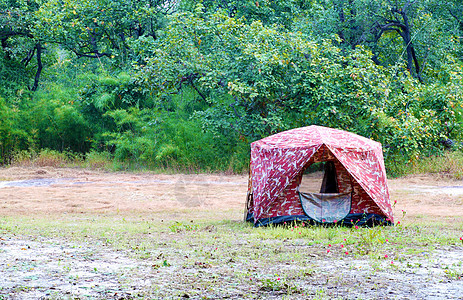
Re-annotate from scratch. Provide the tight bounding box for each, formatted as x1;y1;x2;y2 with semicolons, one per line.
1;167;463;299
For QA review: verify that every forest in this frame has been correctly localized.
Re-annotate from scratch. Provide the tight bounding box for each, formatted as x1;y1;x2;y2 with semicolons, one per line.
1;0;462;174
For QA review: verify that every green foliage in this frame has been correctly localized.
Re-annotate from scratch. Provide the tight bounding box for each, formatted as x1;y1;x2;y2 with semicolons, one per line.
78;71;152;151
181;0;306;29
135;7;463;167
27;83;92;153
0;49;30;99
81;71;150;111
83;150;112;170
0;97;30;164
103;106;249;172
0;0;37;58
34;0;174;64
169;221;199;233
1;0;463;174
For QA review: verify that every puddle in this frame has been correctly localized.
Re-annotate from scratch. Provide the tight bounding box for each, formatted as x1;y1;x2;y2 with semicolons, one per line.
0;178;89;189
0;178;243;189
403;185;463;196
0;179;62;189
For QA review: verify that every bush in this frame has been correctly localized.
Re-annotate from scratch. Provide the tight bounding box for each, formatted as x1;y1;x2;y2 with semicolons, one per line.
0;97;31;165
84;150;113;170
103;107;249;172
26;86;93;153
398;151;463;179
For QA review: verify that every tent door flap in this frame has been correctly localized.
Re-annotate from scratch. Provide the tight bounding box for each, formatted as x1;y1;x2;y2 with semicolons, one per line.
299;191;352;223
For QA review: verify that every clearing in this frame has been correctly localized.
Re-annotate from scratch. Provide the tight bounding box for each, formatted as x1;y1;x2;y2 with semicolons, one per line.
0;167;462;299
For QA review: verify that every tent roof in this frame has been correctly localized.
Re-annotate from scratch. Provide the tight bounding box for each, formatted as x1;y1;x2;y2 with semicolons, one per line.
252;125;381;152
250;125;393;223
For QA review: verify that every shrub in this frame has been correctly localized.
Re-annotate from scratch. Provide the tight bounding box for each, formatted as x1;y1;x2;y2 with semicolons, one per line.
0;98;31;165
26;88;93;153
103;107;249;172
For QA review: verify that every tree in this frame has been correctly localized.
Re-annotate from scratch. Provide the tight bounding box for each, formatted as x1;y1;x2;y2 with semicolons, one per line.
296;0;463;83
1;0;178;91
368;0;432;82
134;5;463;166
0;0;43;91
180;0;306;30
35;0;177;63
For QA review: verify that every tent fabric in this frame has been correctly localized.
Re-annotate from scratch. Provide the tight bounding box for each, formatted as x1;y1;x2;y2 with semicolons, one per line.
248;213;390;227
249;125;393;225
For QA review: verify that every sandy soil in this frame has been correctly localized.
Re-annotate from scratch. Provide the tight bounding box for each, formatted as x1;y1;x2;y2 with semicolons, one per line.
0;167;247;216
1;166;462;221
1;167;463;299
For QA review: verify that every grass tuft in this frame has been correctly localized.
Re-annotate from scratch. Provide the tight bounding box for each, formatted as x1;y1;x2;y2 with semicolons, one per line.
10;149;82;168
83;150;113;170
400;151;463;179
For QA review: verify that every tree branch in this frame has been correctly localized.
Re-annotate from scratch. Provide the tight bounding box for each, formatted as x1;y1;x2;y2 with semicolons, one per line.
187;73;207;102
448;8;463;25
378;22;407;32
21;47;36;67
410;46;422;82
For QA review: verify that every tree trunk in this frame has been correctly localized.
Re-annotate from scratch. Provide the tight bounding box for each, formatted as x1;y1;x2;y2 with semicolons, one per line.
31;43;43;91
399;10;422;82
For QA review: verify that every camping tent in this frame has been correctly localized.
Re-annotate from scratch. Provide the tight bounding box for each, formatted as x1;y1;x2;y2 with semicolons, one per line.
245;125;394;227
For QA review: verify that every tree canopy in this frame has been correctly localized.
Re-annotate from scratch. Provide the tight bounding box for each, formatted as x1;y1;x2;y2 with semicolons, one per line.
1;0;462;172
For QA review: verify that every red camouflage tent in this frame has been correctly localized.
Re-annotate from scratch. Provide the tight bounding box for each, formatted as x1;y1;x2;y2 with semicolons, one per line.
245;125;394;226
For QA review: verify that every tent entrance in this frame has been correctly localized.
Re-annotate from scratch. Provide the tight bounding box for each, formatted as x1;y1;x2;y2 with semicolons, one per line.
299;161;351;223
320;161;338;193
299;161;339;194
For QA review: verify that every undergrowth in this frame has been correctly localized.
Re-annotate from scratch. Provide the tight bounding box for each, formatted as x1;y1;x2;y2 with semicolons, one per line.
403;151;463;179
10;149;83;168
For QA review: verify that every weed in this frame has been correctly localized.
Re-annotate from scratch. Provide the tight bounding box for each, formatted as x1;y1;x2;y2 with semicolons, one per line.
313;289;328;300
169;221;199;233
84;151;113;170
443;268;462;280
402;151;463;179
260;277;284;291
357;227;384;254
11;149;82;168
1;211;462;298
14;286;32;292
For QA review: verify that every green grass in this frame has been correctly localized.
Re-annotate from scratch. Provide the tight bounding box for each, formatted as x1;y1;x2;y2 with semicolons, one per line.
1;212;462;298
1;214;461;260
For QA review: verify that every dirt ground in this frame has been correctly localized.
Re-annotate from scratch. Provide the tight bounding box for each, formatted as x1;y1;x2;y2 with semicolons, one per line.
1;167;463;299
0;167;247;217
0;166;463;220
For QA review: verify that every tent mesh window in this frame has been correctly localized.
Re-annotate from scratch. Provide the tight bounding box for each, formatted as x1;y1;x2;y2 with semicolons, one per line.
299;191;352;223
299;161;352;223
